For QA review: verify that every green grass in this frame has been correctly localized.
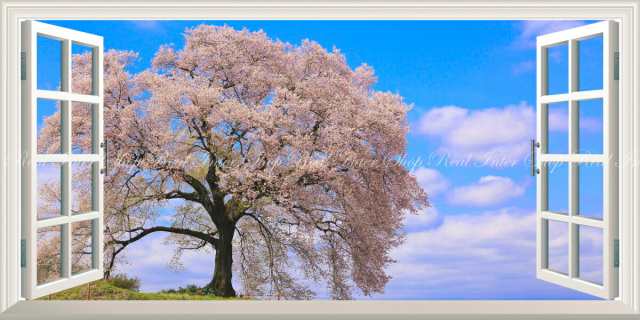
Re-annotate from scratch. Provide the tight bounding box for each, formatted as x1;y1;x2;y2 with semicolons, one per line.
40;280;239;300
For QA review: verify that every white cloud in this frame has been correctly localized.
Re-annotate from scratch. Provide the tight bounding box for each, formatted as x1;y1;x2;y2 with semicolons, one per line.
361;209;595;299
580;117;602;132
447;176;526;207
548;106;568;131
415;106;468;136
415;102;535;164
509;21;587;75
445;105;531;148
115;208;599;299
36;163;62;184
387;210;537;298
547;105;602;133
414;103;598;165
513;21;586;49
404;168;446;230
404;206;439;231
395;209;535;263
117;233;214;292
412;167;449;197
512;60;535;75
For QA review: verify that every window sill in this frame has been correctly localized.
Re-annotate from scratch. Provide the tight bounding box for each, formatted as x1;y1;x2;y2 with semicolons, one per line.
0;300;636;320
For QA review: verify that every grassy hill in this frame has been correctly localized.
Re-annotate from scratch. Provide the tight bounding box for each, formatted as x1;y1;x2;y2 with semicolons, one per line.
41;278;238;300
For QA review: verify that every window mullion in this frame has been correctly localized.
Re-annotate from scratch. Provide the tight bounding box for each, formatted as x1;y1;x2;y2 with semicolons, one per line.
60;39;73;279
568;39;579;280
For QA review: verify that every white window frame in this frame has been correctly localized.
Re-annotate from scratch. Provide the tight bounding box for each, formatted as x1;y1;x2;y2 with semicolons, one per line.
0;0;639;318
535;21;619;299
20;20;104;299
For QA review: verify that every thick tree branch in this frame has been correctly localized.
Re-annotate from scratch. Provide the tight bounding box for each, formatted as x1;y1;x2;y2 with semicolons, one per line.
114;225;218;246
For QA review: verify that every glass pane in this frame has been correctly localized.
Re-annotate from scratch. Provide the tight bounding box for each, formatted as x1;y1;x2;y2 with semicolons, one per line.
546;43;569;95
37;225;62;285
578;225;603;285
37;35;62;91
72;220;95;275
578;163;604;220
546;162;569;214
37;163;63;220
72;162;95;215
547;220;569;275
578;99;603;154
72;43;95;95
546;102;569;154
37;99;62;154
72;102;95;154
578;35;604;91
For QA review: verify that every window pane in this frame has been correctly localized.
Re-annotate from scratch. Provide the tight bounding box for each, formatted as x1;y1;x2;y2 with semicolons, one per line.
578;225;603;285
72;220;95;275
72;102;95;154
72;162;95;214
72;43;95;95
578;99;603;154
37;163;63;220
37;225;62;285
578;35;604;91
37;35;62;91
37;98;62;154
546;43;568;95
546;162;569;214
578;163;603;220
546;102;569;154
547;220;569;275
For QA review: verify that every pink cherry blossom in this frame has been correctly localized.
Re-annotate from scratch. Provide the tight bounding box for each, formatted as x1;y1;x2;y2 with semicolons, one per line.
39;25;428;299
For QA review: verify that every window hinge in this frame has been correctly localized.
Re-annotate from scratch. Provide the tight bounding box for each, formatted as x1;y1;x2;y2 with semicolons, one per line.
20;51;26;81
21;239;26;268
614;239;620;268
614;51;620;81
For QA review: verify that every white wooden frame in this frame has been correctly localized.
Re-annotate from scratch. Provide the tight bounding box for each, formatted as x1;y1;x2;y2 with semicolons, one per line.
536;21;619;299
0;0;638;319
20;20;104;299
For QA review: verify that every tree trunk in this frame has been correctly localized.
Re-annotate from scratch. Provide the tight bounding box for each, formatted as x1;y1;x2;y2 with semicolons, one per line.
206;227;236;297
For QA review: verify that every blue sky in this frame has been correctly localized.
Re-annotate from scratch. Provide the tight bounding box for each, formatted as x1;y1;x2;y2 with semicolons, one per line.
38;20;606;299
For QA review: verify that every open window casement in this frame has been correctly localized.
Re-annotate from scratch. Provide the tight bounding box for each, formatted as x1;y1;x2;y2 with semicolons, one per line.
20;20;104;299
535;21;619;299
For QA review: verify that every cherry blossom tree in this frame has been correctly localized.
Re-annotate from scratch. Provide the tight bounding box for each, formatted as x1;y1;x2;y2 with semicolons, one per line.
37;49;148;281
39;25;427;299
